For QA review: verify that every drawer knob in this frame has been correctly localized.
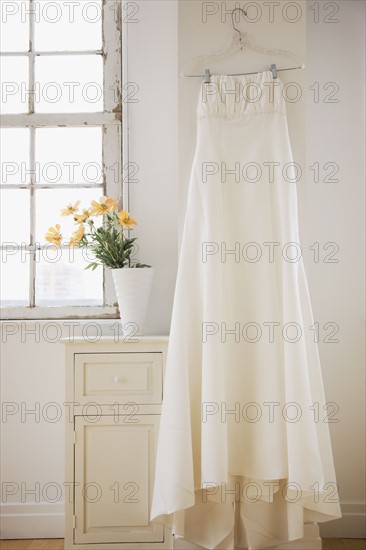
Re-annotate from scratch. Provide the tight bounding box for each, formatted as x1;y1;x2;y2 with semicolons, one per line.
113;375;125;384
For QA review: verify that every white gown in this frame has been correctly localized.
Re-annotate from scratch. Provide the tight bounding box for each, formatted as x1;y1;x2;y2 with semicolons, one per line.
150;71;342;550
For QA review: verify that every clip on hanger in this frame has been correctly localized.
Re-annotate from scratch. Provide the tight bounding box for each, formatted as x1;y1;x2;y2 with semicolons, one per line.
270;64;278;78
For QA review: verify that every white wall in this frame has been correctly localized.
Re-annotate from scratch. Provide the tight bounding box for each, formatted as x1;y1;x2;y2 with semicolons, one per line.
305;0;366;537
1;323;66;538
126;0;179;335
1;0;365;540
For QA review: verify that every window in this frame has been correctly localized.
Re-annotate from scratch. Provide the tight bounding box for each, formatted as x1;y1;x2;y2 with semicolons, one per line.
0;0;122;319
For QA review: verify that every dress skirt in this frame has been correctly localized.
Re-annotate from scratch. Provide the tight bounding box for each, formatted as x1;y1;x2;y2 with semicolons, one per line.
150;71;342;550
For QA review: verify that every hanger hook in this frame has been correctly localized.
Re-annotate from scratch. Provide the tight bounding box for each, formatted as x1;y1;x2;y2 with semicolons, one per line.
231;7;247;35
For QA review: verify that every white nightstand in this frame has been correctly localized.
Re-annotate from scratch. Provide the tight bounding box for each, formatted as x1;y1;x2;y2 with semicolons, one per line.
62;336;172;550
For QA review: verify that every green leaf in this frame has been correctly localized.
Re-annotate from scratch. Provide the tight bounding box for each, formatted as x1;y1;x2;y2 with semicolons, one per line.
84;262;99;270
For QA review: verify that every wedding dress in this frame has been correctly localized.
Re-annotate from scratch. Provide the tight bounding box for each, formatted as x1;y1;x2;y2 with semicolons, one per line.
150;71;342;550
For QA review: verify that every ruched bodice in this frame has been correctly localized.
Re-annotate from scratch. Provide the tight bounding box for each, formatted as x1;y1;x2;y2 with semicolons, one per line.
198;71;286;119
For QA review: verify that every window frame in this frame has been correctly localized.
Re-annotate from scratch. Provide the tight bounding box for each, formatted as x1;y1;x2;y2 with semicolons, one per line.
0;0;124;320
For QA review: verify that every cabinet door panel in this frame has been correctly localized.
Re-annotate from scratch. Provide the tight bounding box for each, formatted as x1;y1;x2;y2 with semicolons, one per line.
74;353;163;404
74;415;164;544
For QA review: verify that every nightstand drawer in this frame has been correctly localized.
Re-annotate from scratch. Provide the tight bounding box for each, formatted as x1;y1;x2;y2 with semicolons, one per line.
74;353;163;404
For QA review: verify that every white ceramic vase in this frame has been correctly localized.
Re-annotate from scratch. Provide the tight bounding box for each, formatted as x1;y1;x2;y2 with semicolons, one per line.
111;267;154;336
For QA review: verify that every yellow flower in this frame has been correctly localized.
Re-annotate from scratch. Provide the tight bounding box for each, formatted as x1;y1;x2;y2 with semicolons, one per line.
60;200;80;216
74;209;90;224
45;224;62;247
90;196;118;216
69;225;85;247
117;210;137;228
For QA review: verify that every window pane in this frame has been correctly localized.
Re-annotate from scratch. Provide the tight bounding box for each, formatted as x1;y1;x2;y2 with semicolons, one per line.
0;128;30;185
0;56;28;113
0;1;29;52
35;188;102;244
0;249;29;307
35;127;103;185
34;0;102;51
0;189;30;245
35;248;103;306
35;55;103;113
